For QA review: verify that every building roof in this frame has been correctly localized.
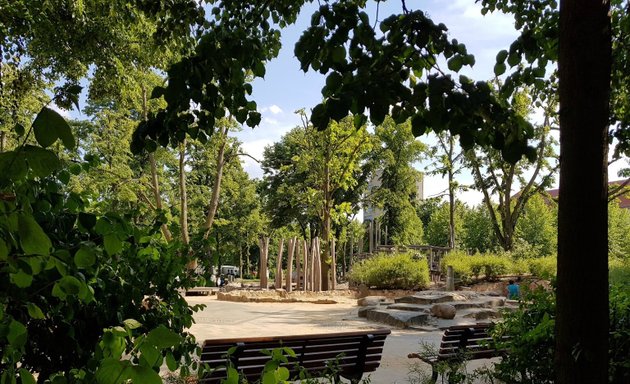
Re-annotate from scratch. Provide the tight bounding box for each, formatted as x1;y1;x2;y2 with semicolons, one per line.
544;179;630;209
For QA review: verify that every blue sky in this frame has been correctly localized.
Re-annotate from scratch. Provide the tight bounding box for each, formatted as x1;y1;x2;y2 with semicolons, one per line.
237;0;521;205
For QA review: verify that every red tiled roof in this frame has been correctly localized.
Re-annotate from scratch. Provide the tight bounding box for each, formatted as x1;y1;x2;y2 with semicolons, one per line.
544;179;630;208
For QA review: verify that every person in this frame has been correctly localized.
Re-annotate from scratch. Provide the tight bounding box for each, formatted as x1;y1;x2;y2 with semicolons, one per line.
507;279;520;300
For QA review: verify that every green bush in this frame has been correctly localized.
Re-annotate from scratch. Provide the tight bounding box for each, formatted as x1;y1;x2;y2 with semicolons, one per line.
528;256;557;279
348;252;430;289
441;251;512;283
610;258;630;286
489;283;630;383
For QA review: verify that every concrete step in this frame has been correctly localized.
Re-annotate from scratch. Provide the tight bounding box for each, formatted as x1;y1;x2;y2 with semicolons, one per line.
386;303;430;312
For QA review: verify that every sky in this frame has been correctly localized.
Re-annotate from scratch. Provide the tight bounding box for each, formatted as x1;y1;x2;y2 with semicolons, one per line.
235;0;522;206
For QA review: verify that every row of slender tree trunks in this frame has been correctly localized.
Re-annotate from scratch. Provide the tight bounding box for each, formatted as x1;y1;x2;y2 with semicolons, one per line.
260;237;347;291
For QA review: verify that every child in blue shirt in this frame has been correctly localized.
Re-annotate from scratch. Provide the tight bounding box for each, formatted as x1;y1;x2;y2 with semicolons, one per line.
507;280;520;300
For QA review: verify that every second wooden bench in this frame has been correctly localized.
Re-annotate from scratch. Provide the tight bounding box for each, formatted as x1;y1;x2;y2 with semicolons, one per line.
200;328;391;383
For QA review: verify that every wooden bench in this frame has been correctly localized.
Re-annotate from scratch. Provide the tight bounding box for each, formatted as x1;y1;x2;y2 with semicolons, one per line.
408;323;506;383
199;328;391;383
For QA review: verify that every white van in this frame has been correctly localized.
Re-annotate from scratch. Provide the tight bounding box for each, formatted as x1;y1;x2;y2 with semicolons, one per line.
220;265;240;277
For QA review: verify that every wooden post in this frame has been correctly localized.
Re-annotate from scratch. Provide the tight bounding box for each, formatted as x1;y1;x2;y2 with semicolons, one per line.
446;266;455;291
331;237;336;290
314;238;322;291
368;221;374;254
302;240;308;292
295;238;302;290
275;239;284;289
258;237;270;289
286;238;296;293
376;219;380;247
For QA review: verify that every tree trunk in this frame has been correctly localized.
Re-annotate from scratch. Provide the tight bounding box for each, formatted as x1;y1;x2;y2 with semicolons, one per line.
142;86;172;243
321;162;331;290
275;239;284;289
556;2;610;383
202;124;229;240
179;139;189;245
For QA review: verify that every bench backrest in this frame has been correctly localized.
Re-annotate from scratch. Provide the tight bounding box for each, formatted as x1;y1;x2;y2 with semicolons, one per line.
200;329;391;383
437;323;503;361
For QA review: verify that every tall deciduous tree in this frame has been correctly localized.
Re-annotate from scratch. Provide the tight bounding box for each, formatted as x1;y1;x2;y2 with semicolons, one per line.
515;193;557;257
261;113;372;289
466;89;558;251
372;116;425;245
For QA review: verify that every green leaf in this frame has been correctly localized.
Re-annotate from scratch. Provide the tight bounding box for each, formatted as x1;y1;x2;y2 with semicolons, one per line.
69;163;82;175
79;213;97;230
447;56;463;72
123;319;142;330
96;358;131;384
165;351;178;371
496;49;508;63
0;238;8;261
18;369;36;384
33;107;75;149
74;247;96;268
104;234;123;255
139;344;161;366
129;365;161;384
253;61;266;78
494;62;507;76
52;276;83;299
7;320;27;348
262;371;274;384
146;325;182;349
26;303;45;320
507;53;520;67
10;271;33;288
331;46;346;64
18;214;52;255
277;366;290;381
14;123;25;136
225;367;240;384
0;151;28;181
23;146;61;177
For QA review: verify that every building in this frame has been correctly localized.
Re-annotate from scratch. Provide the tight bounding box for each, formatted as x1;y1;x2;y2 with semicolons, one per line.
545;179;630;209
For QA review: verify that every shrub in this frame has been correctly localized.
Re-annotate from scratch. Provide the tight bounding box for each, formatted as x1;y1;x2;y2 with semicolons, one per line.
528;256;557;279
610;258;630;286
490;288;556;383
441;251;512;283
348;252;430;289
489;283;630;384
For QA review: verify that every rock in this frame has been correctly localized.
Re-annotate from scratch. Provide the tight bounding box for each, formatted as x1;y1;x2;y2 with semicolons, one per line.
357;296;390;306
366;309;430;328
462;309;501;320
358;306;376;318
395;293;459;305
387;303;430;312
430;304;457;319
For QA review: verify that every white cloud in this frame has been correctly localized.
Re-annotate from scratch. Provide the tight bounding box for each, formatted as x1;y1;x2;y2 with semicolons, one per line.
269;105;283;114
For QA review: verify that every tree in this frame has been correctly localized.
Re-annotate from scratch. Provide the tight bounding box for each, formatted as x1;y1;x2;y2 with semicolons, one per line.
425;201;466;248
425;132;467;249
261;113;373;289
515;193;557;257
608;200;630;260
461;205;497;253
372;117;425;245
556;2;611;382
466;88;558;251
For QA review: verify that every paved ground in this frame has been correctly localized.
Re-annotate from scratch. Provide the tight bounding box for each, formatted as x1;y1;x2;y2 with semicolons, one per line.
185;295;494;383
